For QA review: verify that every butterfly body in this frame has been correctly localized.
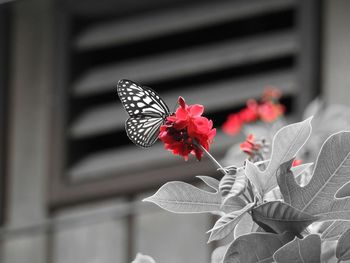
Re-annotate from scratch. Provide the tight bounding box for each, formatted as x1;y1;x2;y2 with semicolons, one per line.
117;79;171;147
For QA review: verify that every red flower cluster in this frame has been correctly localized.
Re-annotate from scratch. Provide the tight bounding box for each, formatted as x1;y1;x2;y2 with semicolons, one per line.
240;134;303;166
159;97;216;161
239;134;261;157
262;87;282;101
222;88;285;135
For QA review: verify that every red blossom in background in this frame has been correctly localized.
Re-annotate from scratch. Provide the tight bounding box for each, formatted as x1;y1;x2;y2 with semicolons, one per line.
240;99;259;122
258;101;285;123
239;134;261;157
262;87;282;101
222;87;285;135
222;114;242;135
159;97;216;161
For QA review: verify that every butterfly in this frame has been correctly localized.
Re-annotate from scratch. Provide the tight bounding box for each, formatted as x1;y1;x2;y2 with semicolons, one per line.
117;79;171;148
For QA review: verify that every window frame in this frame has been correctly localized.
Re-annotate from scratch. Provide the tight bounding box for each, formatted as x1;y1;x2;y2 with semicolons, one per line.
49;0;322;210
0;3;11;225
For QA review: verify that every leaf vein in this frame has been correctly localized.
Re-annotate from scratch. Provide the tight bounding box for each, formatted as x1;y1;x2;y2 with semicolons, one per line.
302;151;350;213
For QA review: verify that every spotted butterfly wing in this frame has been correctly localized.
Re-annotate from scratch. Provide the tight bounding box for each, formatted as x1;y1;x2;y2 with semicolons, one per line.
117;79;171;147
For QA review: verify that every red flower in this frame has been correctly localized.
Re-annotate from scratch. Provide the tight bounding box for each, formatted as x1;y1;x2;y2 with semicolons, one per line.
292;159;302;167
240;99;259;122
240;134;260;156
222;88;286;136
262;87;282;101
159;97;216;161
258;101;285;123
222;100;259;135
222;113;242;135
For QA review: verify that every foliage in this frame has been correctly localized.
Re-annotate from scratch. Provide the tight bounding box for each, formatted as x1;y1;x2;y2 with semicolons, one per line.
336;228;350;261
273;234;321;263
116;78;350;262
131;253;156;263
113;81;350;263
277;132;350;221
144;115;350;262
223;232;295;263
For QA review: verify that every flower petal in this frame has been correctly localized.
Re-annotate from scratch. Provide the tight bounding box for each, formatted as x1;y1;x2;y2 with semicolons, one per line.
159;97;216;161
178;96;187;109
189;104;204;117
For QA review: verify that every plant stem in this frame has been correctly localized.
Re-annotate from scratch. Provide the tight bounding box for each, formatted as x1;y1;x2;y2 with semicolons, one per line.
196;143;226;175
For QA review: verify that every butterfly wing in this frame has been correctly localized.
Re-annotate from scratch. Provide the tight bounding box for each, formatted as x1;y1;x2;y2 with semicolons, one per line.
125;115;165;147
117;79;170;118
117;79;171;147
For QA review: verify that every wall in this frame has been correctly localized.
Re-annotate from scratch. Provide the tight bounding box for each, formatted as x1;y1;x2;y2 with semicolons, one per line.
323;0;350;105
1;0;53;262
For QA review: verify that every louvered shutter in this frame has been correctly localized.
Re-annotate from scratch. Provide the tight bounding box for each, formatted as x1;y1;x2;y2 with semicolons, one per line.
50;0;320;207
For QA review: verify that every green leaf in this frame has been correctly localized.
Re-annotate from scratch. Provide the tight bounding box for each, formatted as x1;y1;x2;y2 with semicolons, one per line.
211;245;229;263
196;175;219;192
336;180;350;198
219;173;235;197
221;169;247;204
132;253;156;263
273;234;321;263
143;181;246;214
245;118;312;197
336;228;350;261
292;162;314;187
303;97;323;119
223;232;294;263
252;201;318;235
277;132;350;221
321;240;338;263
234;212;259;239
291;162;313;178
321;221;350;240
207;202;255;242
276;159;297;204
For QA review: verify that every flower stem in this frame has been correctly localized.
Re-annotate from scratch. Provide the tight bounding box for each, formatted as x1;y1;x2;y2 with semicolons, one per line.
198;145;270;175
196;143;226;175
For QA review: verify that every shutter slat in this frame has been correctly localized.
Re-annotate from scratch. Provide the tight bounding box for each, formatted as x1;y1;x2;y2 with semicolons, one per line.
70;70;296;139
73;31;297;96
68;131;234;182
75;0;295;50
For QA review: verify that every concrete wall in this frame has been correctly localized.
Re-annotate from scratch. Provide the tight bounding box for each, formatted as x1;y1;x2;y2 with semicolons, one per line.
1;0;54;262
323;0;350;105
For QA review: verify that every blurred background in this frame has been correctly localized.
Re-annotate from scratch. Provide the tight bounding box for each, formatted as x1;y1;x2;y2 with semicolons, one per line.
0;0;349;262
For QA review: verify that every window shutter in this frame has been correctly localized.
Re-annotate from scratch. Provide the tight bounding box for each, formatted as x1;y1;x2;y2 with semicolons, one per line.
50;0;320;206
